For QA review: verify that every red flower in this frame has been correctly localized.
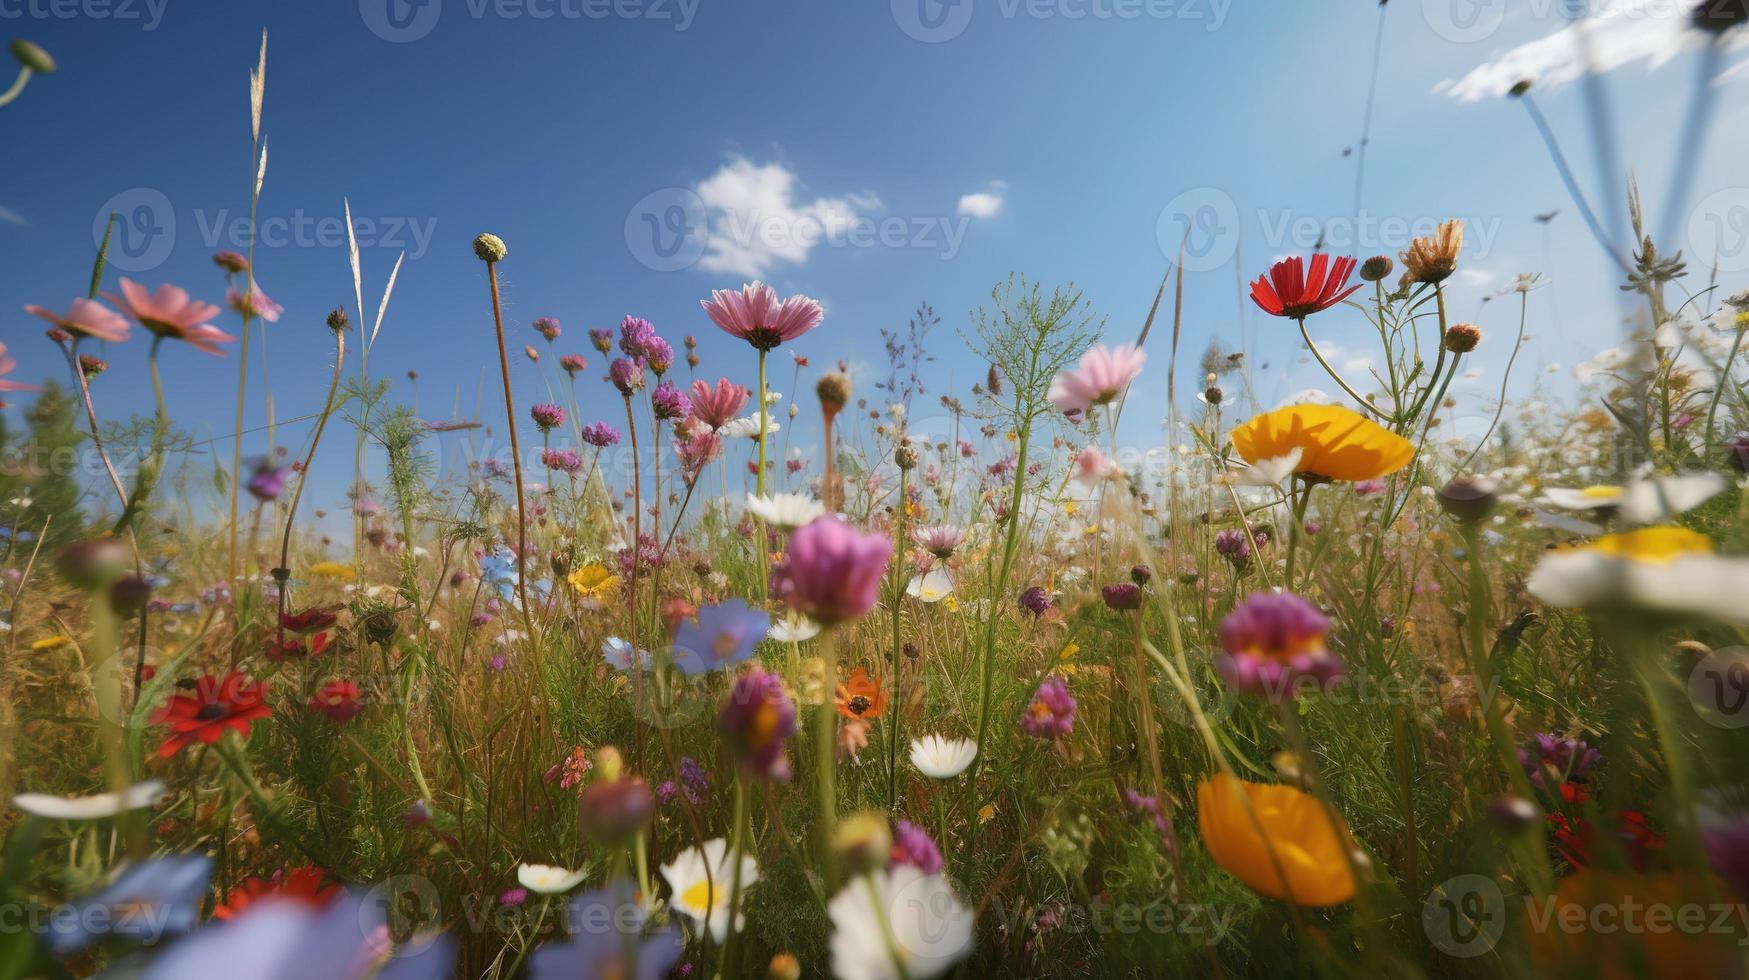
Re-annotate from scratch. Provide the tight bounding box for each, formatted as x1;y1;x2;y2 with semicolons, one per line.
150;673;271;757
265;631;330;662
280;607;339;635
211;866;340;921
1249;254;1363;320
308;679;363;722
1549;808;1665;871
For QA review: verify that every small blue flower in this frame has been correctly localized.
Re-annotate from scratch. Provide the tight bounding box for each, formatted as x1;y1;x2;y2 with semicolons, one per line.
41;854;212;954
602;636;651;672
671;599;769;676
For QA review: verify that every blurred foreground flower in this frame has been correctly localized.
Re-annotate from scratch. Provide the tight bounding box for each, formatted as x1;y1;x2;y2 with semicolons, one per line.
1197;773;1355;907
661;838;758;943
828;864;973;980
1526;526;1749;626
1230;404;1414;483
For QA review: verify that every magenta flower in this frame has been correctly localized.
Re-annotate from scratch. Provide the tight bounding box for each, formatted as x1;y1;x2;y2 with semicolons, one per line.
1047;342;1146;416
245;458;288;502
773;515;891;625
212;250;250;275
651;381;690;421
890;820;944;874
580;422;621;448
1518;734;1602;789
1019;585;1053;617
533;316;561;342
1215;591;1342;701
529;403;566;432
689;378;751;430
226;282;282;323
24;298;131;343
1021;677;1076;738
609;357;645;396
644;335;675;375
104;279;236;356
542;448;583;474
1213;529;1252;571
718;666;796;781
1101;583;1142;611
559;354;587;377
700;282;824;351
618;316;659;358
676;430;722;483
588;327;613;353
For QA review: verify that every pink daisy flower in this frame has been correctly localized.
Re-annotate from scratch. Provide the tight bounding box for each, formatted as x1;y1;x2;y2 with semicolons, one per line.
700;282;824;351
23;298;131;343
1047;342;1146;416
105;279;237;356
688;377;752;430
227;282;283;323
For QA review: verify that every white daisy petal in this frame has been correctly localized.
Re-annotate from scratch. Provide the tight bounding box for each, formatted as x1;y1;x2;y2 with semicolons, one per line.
13;780;165;821
517;863;588;895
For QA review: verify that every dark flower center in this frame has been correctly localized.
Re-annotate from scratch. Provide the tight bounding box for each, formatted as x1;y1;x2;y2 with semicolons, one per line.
848;695;871;715
195;701;231;721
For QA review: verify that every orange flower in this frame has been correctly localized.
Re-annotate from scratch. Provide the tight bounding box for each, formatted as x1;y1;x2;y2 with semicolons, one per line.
1523;871;1731;979
211;866;340;921
835;667;888;720
1230;404;1414;483
1197;773;1356;907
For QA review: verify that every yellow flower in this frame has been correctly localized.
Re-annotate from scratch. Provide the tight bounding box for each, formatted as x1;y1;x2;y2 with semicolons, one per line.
1054;643;1080;677
977;804;996;824
308;561;356;582
1062;501;1079;517
1004;430;1018;443
567;563;620;602
942;594;960;613
1230;404;1414;483
30;636;69;651
1197;773;1356;907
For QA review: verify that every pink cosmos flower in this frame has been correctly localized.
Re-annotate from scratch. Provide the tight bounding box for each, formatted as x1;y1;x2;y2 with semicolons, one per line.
1072;445;1118;488
0;343;40;407
104;279;237;356
1047;342;1146;416
700;282;824;351
227;283;283;323
23;298;132;343
689;378;752;430
772;515;892;625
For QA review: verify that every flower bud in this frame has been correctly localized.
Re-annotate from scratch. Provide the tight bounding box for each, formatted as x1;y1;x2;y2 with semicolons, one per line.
1359;255;1394;282
768;952;802;980
1437;476;1498;525
1443;323;1481;354
326;306;351;333
109;575;151;614
79;355;107;378
472;233;508;263
10;40;54;74
55;538;132;591
817;372;851;411
1487;795;1540;833
1130;563;1152;586
577;771;653;846
1508;78;1533;97
832;812;893;875
1102;583;1143;611
894;443;918;471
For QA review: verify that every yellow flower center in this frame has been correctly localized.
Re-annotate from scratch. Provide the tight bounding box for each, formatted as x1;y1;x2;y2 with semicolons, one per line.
1578;485;1623;500
1586;526;1714;563
680;879;725;912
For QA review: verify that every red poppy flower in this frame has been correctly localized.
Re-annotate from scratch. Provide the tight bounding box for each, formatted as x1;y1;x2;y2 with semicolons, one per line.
1550;809;1665;871
835;667;889;720
211;866;340;921
280;607;339;634
264;631;330;662
151;673;271;757
1249;254;1363;320
308;679;363;723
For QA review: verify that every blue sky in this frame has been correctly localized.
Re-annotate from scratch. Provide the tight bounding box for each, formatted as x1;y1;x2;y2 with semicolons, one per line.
4;0;1747;525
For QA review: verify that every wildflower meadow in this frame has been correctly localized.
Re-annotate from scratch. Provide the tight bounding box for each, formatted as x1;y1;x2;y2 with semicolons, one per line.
4;4;1749;977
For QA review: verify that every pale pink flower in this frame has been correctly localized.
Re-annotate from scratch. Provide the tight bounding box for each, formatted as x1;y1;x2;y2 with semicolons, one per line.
1073;445;1118;488
0;343;38;406
104;279;236;357
23;298;131;343
227;282;283;323
700;282;823;351
689;378;752;430
1047;342;1146;416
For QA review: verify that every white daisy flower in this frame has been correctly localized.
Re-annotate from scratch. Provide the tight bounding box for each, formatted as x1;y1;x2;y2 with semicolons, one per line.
1536;473;1725;526
745;492;826;530
1526;527;1749;626
769;611;822;644
829;865;974;980
905;568;954;604
1536;485;1625;511
722;416;781;440
517;863;588;895
13;779;165;821
908;735;977;780
661;838;758;943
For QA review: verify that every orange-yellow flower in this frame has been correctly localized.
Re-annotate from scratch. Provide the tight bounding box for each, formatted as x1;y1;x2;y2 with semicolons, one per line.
1197;773;1356;907
1523;871;1731;979
835;667;888;720
1231;404;1414;483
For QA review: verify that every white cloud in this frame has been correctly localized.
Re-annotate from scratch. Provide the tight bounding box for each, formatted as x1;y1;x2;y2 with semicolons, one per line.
0;205;26;226
694;156;879;278
957;192;1003;218
1435;0;1749;103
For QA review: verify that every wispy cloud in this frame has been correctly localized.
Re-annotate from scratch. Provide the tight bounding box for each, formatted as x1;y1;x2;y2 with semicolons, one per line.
0;205;27;226
694;156;879;278
957;182;1006;219
1435;0;1749;103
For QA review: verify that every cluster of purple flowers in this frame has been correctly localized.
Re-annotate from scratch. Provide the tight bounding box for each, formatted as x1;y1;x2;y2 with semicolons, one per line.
1021;677;1076;738
651;380;691;421
541;448;582;474
1214;590;1343;701
1214;529;1253;570
1519;733;1603;789
529;402;566;431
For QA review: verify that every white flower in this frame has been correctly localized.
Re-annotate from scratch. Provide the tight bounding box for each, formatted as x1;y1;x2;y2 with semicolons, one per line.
1617;472;1726;525
517;863;588;895
829;865;974;980
1537;485;1625;512
769;611;822;643
1227;447;1302;487
1526;527;1749;626
722;416;781;440
13;779;164;820
746;492;826;530
661;838;758;943
909;735;977;780
905;568;954;604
